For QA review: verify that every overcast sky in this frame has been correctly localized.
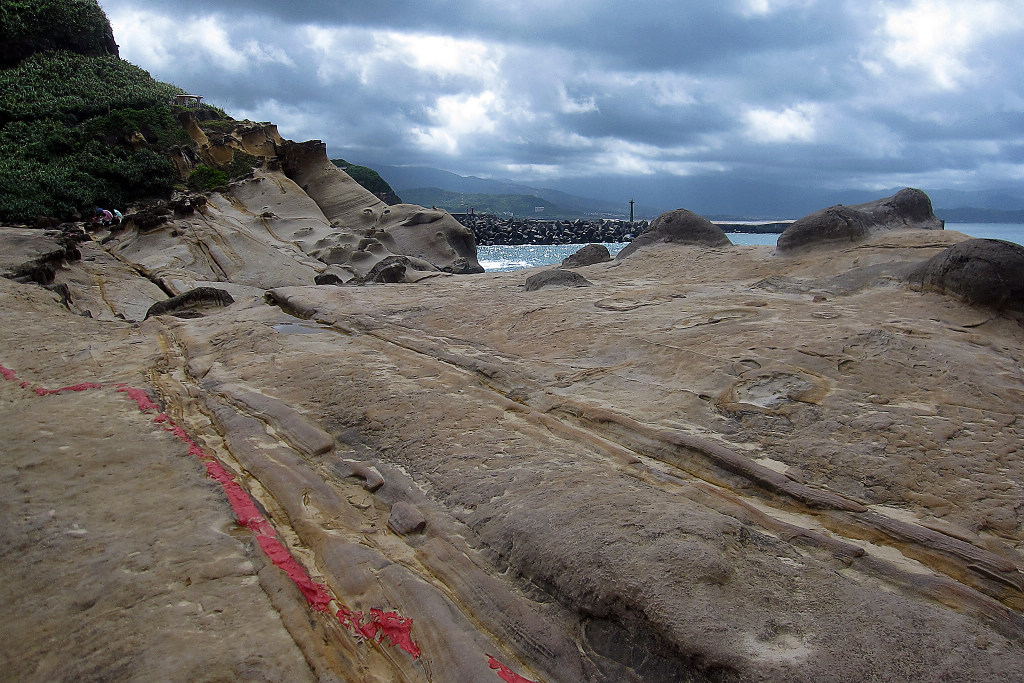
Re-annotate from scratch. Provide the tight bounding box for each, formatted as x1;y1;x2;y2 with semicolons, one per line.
98;0;1023;206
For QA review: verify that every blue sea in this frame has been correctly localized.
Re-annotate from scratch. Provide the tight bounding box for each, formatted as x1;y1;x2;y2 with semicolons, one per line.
477;223;1024;272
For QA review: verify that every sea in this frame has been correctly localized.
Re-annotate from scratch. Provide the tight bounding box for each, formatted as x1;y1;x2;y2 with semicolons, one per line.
477;223;1024;272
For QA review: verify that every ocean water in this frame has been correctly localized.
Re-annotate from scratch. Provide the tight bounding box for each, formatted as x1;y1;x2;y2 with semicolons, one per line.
477;223;1024;272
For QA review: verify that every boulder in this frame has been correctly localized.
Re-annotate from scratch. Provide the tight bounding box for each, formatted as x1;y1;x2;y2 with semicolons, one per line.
524;269;593;291
561;244;611;268
145;287;234;319
777;188;943;254
905;238;1024;317
616;209;731;259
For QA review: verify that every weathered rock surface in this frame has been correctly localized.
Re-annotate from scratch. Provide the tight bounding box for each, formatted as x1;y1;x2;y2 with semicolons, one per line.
777;188;943;254
524;268;593;291
4;219;1024;682
561;243;611;268
145;286;234;319
617;208;732;259
905;238;1024;318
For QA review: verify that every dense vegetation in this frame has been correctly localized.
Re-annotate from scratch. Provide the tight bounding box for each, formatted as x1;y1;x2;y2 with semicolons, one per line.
0;48;189;221
0;0;225;222
331;158;402;204
398;188;573;218
0;0;117;67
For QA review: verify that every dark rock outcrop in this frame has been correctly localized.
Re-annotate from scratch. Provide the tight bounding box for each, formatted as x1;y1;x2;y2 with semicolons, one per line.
561;244;611;268
0;228;83;285
616;209;731;260
524;269;593;291
777;188;943;254
905;238;1024;317
145;287;234;319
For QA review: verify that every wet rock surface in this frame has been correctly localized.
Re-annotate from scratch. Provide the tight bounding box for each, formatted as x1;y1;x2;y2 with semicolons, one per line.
3;208;1024;682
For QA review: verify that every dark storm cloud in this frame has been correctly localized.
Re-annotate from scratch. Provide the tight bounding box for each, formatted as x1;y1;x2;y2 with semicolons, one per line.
97;0;1024;204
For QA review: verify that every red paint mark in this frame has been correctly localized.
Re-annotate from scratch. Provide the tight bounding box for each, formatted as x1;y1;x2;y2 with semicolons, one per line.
487;655;539;683
3;364;432;665
115;384;161;412
34;382;103;396
0;363;17;381
336;607;422;659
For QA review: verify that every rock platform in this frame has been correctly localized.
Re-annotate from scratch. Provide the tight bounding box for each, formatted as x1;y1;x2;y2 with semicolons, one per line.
3;211;1024;681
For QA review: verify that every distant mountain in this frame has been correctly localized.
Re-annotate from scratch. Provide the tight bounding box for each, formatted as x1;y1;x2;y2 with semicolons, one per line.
371;165;661;219
357;162;1024;221
399;188;576;218
934;207;1024;223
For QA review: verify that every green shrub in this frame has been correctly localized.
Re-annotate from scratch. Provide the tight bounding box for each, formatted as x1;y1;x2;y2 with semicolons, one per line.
1;0;117;67
188;165;229;192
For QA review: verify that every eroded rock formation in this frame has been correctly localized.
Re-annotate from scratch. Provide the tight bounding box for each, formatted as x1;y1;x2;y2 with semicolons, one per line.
3;199;1024;682
617;208;732;259
777;187;944;254
905;237;1024;318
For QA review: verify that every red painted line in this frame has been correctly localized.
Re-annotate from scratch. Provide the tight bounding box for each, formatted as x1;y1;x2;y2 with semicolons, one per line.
487;654;540;683
2;362;543;679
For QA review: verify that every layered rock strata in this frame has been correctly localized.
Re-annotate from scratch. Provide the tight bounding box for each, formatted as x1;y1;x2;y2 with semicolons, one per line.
4;207;1024;681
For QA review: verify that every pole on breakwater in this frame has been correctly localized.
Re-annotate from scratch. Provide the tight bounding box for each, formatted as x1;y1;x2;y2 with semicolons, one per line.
629;199;635;225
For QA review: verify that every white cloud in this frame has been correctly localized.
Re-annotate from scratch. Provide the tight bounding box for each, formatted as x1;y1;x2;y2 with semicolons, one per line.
743;104;820;143
110;10;295;74
875;0;1021;90
412;91;502;155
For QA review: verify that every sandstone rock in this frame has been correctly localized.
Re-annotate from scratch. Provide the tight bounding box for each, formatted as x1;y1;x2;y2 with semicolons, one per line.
0;227;81;285
905;238;1024;317
6;215;1024;682
777;188;943;254
388;501;427;535
145;286;234;319
561;243;611;268
524;269;593;291
616;208;731;259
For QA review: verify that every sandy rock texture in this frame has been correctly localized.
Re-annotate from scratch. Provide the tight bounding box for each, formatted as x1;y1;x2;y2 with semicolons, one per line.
2;203;1024;682
777;188;944;254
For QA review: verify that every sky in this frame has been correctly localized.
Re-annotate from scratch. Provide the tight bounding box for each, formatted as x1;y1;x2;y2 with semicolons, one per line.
97;0;1024;212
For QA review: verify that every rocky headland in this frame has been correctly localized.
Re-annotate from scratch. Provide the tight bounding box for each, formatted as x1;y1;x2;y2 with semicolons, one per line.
4;163;1024;681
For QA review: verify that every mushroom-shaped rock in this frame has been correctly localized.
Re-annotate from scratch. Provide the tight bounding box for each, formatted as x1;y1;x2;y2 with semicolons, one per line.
905;238;1024;317
777;188;943;255
524;269;593;291
616;208;731;260
561;243;611;268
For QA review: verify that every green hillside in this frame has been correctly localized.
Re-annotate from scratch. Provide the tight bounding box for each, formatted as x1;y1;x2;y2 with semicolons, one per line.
0;0;195;221
331;158;402;205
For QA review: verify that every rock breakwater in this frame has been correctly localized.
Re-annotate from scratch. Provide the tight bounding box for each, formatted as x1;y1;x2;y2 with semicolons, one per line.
452;212;647;245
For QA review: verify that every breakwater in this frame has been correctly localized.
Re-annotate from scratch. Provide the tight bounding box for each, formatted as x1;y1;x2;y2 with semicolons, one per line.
452;213;648;246
452;213;792;245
